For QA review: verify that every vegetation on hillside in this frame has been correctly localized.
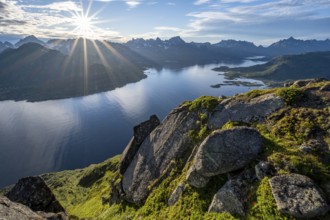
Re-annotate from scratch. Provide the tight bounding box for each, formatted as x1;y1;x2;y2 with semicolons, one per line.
42;82;330;219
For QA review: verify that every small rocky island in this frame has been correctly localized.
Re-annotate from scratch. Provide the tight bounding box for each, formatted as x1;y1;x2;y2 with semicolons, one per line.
1;79;329;219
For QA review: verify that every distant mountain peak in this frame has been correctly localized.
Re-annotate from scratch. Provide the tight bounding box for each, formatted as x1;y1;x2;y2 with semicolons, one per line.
15;35;45;48
167;36;185;45
214;39;257;48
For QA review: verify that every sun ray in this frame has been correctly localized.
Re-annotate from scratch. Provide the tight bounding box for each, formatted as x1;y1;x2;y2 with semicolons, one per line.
60;38;80;76
83;38;89;94
99;41;133;67
91;40;111;69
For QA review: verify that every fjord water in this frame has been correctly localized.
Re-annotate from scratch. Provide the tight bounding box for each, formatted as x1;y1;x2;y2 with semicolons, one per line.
0;60;265;187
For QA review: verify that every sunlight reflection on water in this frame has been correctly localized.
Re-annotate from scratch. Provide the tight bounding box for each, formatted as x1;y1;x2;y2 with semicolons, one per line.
0;60;266;187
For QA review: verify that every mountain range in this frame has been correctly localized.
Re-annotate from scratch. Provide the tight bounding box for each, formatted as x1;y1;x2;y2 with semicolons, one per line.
2;35;330;63
0;35;330;101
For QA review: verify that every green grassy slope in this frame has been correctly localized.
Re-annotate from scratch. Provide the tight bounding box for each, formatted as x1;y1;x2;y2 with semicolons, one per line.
43;82;330;220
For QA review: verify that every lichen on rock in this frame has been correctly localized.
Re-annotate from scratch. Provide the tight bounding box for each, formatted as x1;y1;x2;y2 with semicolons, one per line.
269;174;329;218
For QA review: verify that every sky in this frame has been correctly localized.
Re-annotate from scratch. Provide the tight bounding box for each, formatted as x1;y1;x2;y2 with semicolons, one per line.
0;0;330;45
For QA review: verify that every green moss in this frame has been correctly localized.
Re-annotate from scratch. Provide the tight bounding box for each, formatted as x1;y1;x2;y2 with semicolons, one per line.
276;87;304;105
246;177;293;220
187;96;221;112
237;88;277;101
222;121;251;130
270;107;329;144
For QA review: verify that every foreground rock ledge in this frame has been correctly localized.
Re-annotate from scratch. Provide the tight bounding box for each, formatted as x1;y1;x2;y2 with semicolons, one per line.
122;106;198;203
5;176;65;213
0;196;43;220
119;114;160;175
269;174;329;218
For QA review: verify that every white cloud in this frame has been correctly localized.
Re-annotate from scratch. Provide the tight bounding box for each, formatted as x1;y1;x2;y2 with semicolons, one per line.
22;1;82;12
0;0;124;41
125;1;141;8
155;26;182;31
220;0;257;3
194;0;211;5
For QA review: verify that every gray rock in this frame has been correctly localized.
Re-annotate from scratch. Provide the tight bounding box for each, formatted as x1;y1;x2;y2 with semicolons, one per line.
109;178;124;205
320;83;330;91
298;144;313;154
193;127;263;177
36;211;68;220
186;166;210;188
208;169;257;215
208;94;284;129
119;115;160;175
292;78;327;87
269;174;329;218
255;161;274;180
122;106;198;203
168;183;185;206
0;196;44;220
6;176;65;213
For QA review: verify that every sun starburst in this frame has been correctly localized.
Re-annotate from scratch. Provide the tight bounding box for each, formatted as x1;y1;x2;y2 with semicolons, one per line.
73;14;93;37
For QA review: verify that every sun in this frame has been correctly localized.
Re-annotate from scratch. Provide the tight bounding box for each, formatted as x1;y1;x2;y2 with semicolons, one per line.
74;15;93;37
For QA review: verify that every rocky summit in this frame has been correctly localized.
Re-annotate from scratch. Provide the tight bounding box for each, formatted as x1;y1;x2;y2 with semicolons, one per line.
0;79;329;219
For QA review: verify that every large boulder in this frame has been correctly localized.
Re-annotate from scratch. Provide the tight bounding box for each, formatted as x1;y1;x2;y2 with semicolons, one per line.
0;196;44;220
192;127;263;177
119;115;160;175
208;94;284;129
208;169;257;215
122;106;198;203
6;176;65;213
269;174;329;218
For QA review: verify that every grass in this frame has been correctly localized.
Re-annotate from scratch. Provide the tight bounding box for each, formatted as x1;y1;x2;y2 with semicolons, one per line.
42;155;121;219
276;87;304;105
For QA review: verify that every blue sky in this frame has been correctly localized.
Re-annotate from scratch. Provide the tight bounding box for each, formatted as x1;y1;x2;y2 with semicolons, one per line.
0;0;330;45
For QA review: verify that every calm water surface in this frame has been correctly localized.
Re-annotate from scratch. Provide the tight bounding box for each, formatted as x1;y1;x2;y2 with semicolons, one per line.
0;60;265;187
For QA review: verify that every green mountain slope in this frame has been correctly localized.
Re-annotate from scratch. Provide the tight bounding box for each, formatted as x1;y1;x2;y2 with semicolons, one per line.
214;52;330;84
32;80;330;220
0;40;150;101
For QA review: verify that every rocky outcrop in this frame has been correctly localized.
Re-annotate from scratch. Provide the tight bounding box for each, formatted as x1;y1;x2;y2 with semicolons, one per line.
168;183;185;206
284;78;327;87
186;166;210;188
0;196;44;220
208;169;257;215
122;106;198;203
119;115;160;175
208;94;284;129
36;211;68;220
6;176;65;213
255;161;274;180
187;127;263;188
269;174;329;218
0;196;67;220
